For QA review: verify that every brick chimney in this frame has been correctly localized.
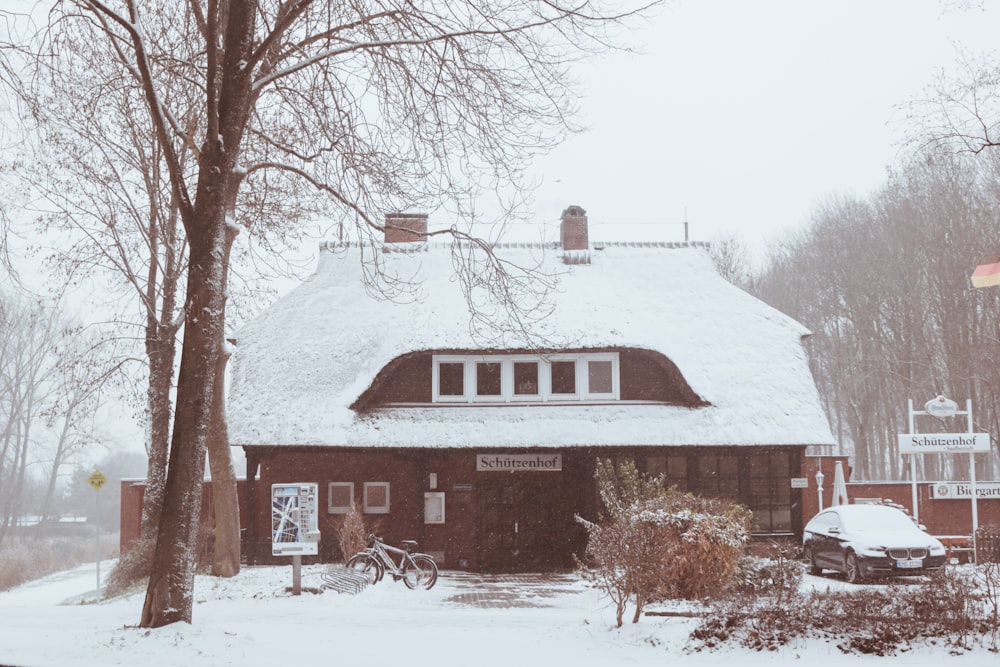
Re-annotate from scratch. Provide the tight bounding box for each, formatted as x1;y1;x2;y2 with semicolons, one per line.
384;212;428;243
560;205;589;251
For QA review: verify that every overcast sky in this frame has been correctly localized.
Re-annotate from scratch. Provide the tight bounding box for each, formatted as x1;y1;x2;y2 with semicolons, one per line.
514;0;999;254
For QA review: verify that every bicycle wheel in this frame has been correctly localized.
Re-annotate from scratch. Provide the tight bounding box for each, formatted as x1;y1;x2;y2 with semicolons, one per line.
346;553;384;585
401;554;438;590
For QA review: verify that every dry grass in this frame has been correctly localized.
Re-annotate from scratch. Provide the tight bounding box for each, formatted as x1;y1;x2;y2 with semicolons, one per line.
0;533;119;592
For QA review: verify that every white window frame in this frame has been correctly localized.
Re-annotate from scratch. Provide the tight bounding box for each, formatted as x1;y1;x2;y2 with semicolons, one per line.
363;482;391;514
431;353;620;403
433;359;469;402
327;482;355;514
583;354;620;400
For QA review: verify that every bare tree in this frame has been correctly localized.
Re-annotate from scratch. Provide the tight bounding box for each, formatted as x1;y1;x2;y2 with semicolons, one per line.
7;0;660;627
709;233;756;289
0;292;113;545
754;151;1000;483
35;329;123;528
9;55;189;575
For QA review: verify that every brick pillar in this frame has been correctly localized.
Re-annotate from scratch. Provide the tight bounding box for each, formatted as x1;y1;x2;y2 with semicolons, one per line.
384;213;428;243
560;205;589;251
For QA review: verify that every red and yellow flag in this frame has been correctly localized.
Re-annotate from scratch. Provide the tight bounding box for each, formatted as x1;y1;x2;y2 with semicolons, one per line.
972;253;1000;288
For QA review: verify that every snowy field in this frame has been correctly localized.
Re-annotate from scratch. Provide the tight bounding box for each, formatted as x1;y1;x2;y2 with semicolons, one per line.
0;561;992;666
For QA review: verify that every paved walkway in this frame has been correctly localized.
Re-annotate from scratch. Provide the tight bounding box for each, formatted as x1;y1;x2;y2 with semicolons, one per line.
441;571;585;609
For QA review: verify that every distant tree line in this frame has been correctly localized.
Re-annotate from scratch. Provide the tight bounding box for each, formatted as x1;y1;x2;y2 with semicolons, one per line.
0;289;140;546
750;150;1000;482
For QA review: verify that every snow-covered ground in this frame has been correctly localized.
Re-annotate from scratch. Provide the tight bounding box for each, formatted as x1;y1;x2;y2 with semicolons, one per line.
0;561;991;666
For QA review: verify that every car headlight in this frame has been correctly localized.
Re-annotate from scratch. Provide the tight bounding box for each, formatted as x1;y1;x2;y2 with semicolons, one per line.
929;544;946;556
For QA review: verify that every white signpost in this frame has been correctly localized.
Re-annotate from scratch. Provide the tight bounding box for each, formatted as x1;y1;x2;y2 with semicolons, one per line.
271;483;320;595
901;397;989;562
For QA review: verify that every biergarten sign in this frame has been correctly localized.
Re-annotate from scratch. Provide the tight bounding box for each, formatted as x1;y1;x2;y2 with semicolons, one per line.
897;433;991;453
930;481;1000;499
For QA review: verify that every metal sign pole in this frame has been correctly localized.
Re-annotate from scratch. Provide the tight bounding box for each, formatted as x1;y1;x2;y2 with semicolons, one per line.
95;485;101;602
968;399;979;564
908;399;918;522
87;470;107;603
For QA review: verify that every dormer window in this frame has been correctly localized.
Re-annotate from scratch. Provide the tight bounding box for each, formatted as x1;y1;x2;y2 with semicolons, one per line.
432;353;620;403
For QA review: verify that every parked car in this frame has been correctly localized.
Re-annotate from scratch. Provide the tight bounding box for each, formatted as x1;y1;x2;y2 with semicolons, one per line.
802;504;947;583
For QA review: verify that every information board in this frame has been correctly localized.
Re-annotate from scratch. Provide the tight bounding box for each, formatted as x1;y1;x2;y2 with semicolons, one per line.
271;483;320;556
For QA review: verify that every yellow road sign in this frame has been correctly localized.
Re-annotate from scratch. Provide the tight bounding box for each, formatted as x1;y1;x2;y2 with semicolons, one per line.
88;470;108;491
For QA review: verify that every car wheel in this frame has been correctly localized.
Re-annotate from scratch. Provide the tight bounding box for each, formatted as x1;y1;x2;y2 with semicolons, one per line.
845;552;864;584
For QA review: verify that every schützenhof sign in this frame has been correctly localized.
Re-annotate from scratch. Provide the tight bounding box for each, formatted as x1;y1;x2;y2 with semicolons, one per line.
477;453;562;471
897;433;991;453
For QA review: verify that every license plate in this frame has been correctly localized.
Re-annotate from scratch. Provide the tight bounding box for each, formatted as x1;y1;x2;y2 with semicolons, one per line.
896;558;922;569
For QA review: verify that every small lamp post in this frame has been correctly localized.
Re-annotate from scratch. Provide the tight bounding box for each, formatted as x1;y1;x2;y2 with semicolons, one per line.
816;469;825;513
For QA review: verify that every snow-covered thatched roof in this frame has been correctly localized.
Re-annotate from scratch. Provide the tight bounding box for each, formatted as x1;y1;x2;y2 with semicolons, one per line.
227;238;835;449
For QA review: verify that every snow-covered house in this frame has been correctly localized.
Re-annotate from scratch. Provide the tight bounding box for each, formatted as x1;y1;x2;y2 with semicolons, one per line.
227;206;835;569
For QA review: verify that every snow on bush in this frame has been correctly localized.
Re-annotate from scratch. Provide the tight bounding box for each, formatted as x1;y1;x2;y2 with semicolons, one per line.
577;459;752;626
693;566;1000;655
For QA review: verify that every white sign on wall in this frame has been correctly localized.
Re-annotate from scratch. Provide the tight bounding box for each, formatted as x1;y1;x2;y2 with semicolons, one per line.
897;433;991;453
476;453;562;471
929;482;1000;499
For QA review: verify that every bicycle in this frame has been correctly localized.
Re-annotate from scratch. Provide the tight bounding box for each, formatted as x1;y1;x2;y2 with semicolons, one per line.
346;534;439;590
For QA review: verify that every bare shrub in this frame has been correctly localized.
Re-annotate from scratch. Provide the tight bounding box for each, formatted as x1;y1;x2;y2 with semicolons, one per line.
733;552;804;606
105;536;154;597
692;567;999;655
977;525;1000;564
982;562;1000;646
334;503;373;563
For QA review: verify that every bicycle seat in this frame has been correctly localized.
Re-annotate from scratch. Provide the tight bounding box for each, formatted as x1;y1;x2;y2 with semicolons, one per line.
401;540;418;552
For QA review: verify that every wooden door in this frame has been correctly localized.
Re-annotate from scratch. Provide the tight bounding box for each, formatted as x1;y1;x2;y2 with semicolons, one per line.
476;475;561;571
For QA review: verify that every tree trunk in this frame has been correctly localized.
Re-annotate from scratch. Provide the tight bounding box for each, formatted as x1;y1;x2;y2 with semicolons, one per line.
140;217;227;627
207;222;240;578
139;325;177;548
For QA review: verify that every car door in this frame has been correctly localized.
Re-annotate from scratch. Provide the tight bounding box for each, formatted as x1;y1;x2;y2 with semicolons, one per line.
809;511;844;568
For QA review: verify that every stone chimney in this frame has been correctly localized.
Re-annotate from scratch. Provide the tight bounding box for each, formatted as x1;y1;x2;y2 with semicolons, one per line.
384;212;428;244
560;205;589;251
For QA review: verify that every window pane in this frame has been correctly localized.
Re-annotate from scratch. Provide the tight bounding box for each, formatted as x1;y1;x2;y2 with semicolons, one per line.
513;362;539;395
719;455;738;479
328;483;353;513
551;360;576;394
364;483;390;513
588;360;613;394
439;362;465;396
647;456;666;477
667;456;688;491
747;452;792;533
476;362;502;396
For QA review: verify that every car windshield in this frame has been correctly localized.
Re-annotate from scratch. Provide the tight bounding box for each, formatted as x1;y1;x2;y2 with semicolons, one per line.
842;507;917;532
